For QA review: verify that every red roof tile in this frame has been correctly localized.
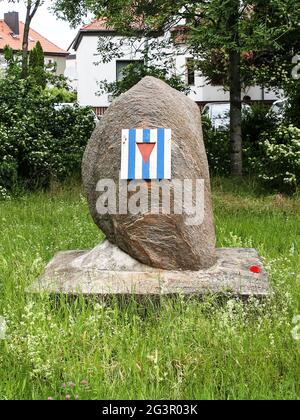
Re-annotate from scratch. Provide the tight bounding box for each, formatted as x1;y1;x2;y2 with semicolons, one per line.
0;20;68;55
81;18;112;31
80;17;144;32
70;17;146;50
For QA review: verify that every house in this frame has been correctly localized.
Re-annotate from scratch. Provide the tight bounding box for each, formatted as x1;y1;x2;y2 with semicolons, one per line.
0;11;69;75
70;18;280;116
64;54;78;91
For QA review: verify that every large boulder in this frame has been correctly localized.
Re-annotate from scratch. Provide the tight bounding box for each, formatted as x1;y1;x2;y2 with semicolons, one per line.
82;76;216;270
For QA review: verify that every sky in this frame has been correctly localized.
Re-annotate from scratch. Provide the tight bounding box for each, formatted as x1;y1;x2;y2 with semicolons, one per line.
0;0;90;50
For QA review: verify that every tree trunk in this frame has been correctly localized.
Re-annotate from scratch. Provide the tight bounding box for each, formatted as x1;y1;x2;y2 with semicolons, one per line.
21;4;32;79
227;0;242;177
21;1;41;79
229;49;242;176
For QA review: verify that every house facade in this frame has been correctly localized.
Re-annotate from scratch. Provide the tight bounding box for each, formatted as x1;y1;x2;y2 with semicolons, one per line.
70;19;280;116
0;11;69;75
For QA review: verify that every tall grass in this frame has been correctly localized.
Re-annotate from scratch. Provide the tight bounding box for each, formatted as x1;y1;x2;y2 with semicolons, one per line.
0;179;299;400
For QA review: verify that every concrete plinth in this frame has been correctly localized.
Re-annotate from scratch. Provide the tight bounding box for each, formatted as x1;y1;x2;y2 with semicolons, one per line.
27;241;270;298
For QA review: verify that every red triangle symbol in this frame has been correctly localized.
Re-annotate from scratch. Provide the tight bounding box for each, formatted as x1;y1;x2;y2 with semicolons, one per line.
137;143;156;164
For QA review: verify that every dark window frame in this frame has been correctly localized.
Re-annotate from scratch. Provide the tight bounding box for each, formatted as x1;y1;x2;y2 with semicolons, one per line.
116;60;143;81
186;58;196;86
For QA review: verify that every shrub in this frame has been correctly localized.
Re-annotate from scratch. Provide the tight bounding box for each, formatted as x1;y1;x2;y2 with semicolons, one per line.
202;115;231;176
0;76;95;192
242;104;279;176
202;105;279;177
0;185;11;201
252;125;300;192
284;81;300;128
46;87;77;103
203;107;299;192
242;104;278;146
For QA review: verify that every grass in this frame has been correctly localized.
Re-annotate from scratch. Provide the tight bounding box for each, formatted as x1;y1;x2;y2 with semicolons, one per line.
0;178;299;400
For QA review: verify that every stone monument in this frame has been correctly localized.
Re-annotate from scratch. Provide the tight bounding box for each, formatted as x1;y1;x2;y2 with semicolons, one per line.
29;77;270;297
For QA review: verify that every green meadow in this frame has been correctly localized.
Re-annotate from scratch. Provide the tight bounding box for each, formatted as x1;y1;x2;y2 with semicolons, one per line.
0;178;299;400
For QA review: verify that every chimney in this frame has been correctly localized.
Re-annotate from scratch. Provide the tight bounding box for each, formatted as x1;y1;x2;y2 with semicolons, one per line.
4;11;19;35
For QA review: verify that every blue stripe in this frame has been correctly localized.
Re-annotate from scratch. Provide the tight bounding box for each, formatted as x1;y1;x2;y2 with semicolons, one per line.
157;128;165;179
142;129;151;180
128;129;136;179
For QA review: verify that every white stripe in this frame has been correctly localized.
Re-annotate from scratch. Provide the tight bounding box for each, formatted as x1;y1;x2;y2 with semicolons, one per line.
164;129;172;179
135;128;143;180
149;129;158;179
120;129;129;180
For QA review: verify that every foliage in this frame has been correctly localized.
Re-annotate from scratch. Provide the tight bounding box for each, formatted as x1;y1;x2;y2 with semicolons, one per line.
98;61;189;97
202;106;278;177
52;0;299;176
285;81;300;128
3;0;45;78
95;30;190;97
252;125;300;192
29;41;46;89
3;45;22;77
0;57;95;193
242;104;278;146
203;106;299;193
46;87;77;103
53;0;299;90
0;185;11;201
202;116;231;176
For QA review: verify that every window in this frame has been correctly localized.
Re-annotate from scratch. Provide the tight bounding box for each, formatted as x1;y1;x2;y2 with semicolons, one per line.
0;54;7;69
45;59;56;73
116;60;142;81
171;27;187;45
186;58;195;86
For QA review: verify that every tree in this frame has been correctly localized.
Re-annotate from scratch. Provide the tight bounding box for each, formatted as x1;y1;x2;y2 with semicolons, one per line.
2;1;44;77
53;0;299;176
22;1;43;78
29;40;46;88
98;62;189;98
95;29;189;97
0;51;95;192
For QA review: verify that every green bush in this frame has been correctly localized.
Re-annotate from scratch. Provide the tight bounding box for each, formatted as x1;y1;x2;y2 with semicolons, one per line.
252;125;300;192
242;104;279;176
0;76;95;192
202;116;231;176
285;81;300;128
202;105;279;177
203;106;299;192
46;87;77;103
242;104;278;146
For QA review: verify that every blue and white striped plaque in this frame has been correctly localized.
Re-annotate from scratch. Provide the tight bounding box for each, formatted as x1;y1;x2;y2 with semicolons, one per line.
121;128;172;180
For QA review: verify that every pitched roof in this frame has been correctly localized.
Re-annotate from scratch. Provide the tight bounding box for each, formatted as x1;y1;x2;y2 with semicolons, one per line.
69;17;147;51
69;18;115;51
81;18;112;31
0;20;68;56
70;16;164;51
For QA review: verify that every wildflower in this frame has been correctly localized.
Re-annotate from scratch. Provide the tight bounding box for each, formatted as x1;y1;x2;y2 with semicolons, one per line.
80;380;88;386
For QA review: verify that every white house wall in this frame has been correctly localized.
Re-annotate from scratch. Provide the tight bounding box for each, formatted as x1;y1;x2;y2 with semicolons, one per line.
44;55;66;76
174;53;281;103
76;35;144;107
76;34;281;108
65;57;78;91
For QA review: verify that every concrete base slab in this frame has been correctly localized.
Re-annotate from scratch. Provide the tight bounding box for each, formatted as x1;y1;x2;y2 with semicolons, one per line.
27;241;270;298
